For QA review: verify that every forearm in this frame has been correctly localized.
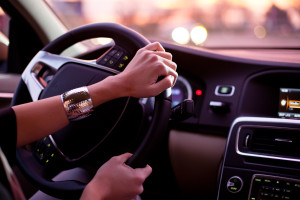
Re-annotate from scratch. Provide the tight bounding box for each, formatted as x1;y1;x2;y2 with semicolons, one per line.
13;76;125;147
13;95;69;147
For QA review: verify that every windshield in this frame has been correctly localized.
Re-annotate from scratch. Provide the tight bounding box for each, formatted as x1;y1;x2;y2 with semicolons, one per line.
45;0;300;48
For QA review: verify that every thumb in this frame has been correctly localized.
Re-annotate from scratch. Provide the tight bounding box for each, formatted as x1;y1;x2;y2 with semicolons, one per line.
133;164;152;182
116;152;133;163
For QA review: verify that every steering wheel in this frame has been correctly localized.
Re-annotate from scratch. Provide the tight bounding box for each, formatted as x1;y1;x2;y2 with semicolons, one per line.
11;23;172;199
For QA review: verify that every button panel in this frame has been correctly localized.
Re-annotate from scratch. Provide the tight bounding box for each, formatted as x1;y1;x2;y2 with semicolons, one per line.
34;136;62;166
96;46;131;71
249;174;300;200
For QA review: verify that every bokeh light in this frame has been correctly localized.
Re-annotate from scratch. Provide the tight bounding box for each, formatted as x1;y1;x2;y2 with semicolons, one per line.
254;25;267;39
172;27;190;44
91;37;113;45
191;26;208;45
0;32;9;46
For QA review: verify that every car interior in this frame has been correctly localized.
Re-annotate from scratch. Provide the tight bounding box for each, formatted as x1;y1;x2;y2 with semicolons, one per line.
0;0;300;200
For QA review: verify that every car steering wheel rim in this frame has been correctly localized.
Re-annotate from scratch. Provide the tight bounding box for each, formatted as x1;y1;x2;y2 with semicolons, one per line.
11;23;172;199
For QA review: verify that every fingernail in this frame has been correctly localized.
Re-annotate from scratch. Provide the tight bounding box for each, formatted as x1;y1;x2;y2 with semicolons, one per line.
170;75;174;85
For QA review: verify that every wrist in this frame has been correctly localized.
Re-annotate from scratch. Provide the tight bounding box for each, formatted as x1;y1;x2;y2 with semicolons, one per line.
104;75;129;98
87;75;129;108
110;73;135;97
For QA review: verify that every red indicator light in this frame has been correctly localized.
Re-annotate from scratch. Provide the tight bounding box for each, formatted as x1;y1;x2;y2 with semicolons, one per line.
196;90;202;96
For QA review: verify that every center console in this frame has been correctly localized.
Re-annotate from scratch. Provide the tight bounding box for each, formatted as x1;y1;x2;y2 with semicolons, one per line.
217;117;300;200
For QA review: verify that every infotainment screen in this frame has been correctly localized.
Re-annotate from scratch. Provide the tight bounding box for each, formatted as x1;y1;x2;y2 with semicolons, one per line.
278;88;300;119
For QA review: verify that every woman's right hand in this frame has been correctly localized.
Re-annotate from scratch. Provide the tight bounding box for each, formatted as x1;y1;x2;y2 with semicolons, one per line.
116;42;178;98
80;153;152;200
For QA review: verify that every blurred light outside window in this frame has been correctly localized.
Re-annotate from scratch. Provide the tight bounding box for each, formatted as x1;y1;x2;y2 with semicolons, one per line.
45;0;300;48
0;7;9;37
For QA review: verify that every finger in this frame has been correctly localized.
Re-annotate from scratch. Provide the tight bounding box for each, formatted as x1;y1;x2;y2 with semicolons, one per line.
170;74;178;87
143;42;165;52
116;152;133;163
161;58;177;71
143;164;152;177
160;66;178;83
150;74;177;95
163;74;177;87
134;164;152;179
152;51;172;60
154;63;178;86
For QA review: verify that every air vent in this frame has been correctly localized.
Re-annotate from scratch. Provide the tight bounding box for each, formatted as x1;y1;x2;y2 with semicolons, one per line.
251;128;300;157
31;62;56;87
238;126;300;159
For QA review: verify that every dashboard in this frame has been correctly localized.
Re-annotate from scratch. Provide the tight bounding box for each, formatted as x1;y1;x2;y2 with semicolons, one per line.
159;43;300;200
9;40;300;200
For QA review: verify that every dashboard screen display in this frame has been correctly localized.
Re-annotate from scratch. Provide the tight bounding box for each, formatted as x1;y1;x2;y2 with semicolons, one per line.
278;88;300;119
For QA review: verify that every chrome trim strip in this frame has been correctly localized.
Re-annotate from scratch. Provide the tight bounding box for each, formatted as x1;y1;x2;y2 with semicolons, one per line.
274;138;292;143
177;75;193;100
22;51;119;101
0;93;14;99
232;116;300;125
48;135;67;158
234;117;300;163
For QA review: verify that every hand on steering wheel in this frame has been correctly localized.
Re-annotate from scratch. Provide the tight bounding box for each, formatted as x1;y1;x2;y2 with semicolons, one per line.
12;23;174;199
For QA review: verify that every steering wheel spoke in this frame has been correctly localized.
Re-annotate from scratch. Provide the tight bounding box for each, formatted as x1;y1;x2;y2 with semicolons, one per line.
22;51;121;101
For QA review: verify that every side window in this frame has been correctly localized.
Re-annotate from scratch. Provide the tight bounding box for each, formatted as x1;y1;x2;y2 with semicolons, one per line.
0;6;9;72
0;6;20;109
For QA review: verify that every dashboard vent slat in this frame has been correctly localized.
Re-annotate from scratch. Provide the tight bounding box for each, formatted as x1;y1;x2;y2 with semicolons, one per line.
247;127;300;158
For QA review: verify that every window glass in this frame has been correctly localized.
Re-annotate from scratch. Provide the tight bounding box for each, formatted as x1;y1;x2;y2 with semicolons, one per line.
46;0;300;48
0;6;9;37
0;6;9;71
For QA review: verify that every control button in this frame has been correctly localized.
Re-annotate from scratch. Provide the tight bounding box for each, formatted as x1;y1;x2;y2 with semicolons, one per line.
264;179;272;183
107;58;118;67
218;86;232;94
283;196;291;200
108;49;118;56
227;176;243;193
254;178;262;182
122;55;130;61
113;51;123;59
117;62;125;70
209;101;230;113
215;85;235;96
284;189;291;193
96;55;110;65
